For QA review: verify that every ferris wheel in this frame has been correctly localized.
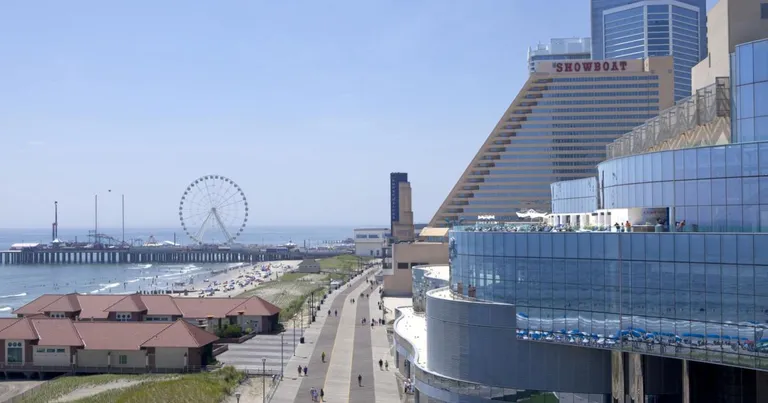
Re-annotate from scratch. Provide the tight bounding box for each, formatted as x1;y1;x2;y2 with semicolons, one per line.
179;175;249;245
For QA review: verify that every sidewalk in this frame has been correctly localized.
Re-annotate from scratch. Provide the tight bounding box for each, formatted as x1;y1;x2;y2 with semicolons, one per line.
369;284;402;403
269;268;375;403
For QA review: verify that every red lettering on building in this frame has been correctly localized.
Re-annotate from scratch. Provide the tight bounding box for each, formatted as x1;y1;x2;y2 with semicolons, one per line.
547;61;632;74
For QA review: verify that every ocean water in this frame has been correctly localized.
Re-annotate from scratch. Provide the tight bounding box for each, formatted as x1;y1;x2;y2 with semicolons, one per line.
0;226;358;317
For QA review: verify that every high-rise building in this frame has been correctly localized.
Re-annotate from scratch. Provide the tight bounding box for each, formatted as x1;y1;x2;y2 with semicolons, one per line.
527;38;592;73
591;0;707;101
429;57;674;227
390;172;409;235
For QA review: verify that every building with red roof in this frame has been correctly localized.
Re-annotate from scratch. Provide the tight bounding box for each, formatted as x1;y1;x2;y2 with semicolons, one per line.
0;317;218;375
14;293;281;334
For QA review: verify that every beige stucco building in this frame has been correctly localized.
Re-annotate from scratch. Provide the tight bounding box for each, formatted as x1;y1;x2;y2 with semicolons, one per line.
691;0;768;92
429;57;675;227
382;174;449;297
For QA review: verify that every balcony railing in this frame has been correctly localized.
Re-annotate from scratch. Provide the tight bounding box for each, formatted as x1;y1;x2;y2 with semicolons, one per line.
606;77;731;159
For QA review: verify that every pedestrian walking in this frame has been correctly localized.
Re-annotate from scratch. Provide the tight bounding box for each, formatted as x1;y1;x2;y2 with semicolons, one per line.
320;388;324;401
385;360;389;370
310;387;316;401
334;310;337;317
321;351;326;363
304;366;308;376
298;365;302;377
379;359;383;370
358;374;363;386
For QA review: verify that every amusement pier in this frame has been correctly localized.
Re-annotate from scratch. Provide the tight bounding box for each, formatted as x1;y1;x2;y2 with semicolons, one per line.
1;175;354;265
0;245;325;265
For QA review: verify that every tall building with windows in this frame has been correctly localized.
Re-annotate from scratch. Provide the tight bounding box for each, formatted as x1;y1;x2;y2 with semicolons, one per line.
527;38;592;73
429;57;674;228
591;0;707;101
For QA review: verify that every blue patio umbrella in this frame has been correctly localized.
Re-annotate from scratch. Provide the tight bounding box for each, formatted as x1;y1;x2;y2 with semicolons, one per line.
683;333;705;338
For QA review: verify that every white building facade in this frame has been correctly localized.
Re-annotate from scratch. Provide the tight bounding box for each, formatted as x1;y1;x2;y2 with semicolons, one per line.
353;228;389;257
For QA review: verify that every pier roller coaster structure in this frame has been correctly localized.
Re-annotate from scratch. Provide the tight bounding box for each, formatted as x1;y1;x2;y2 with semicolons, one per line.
179;175;249;245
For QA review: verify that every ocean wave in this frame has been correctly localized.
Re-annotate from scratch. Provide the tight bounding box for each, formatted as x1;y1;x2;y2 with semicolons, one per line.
0;307;12;312
90;282;121;294
0;292;26;299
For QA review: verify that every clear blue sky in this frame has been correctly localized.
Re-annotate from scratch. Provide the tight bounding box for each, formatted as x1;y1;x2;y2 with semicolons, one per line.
0;0;715;229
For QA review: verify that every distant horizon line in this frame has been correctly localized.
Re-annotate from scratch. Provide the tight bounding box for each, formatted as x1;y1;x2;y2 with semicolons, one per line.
0;224;390;231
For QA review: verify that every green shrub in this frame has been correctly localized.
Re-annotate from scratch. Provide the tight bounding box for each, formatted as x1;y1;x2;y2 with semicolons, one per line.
215;324;243;338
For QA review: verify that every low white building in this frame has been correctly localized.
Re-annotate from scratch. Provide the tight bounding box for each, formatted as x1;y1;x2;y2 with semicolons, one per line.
353;228;389;257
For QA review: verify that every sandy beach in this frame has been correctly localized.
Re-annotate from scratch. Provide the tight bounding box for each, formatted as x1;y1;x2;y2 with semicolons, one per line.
178;260;303;298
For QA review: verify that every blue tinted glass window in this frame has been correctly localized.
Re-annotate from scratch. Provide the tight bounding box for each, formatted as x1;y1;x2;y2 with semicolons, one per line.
698;180;711;206
739;43;755;85
711;147;726;177
755;39;768;82
741;84;755;119
744;177;759;204
743;144;759;176
697;147;710;178
740;118;756;143
712;179;727;205
755;82;768;117
726;146;742;177
757;116;768;142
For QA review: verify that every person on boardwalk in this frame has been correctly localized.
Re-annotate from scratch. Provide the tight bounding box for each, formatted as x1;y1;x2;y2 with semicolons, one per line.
334;309;337;317
298;365;302;377
310;387;317;401
379;358;383;370
358;374;363;387
321;351;326;363
385;360;389;371
320;388;324;401
303;366;308;376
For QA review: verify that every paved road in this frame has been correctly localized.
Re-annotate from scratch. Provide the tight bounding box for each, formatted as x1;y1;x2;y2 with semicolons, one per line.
218;331;295;372
269;269;401;403
349;291;376;402
294;287;349;400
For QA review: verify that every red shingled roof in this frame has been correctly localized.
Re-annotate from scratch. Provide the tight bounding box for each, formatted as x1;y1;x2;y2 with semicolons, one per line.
141;320;218;348
15;294;280;319
140;295;182;316
73;322;169;350
78;295;124;319
12;295;61;315
227;297;281;316
0;318;38;340
103;294;147;313
0;318;219;351
30;318;83;347
40;294;81;313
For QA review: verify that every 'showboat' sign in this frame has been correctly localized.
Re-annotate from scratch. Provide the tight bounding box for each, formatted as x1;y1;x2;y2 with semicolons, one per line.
534;60;643;74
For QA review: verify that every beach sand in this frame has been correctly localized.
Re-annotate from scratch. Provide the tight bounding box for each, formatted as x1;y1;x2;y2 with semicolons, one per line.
178;260;303;298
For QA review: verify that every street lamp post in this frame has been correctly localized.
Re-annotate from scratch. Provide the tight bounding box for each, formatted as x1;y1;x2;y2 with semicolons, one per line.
293;318;296;353
280;332;284;378
262;357;266;403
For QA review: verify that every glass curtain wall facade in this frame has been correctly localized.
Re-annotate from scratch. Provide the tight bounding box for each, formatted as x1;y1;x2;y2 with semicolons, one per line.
450;228;768;371
429;57;674;228
731;38;768;143
602;1;703;100
590;0;706;61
